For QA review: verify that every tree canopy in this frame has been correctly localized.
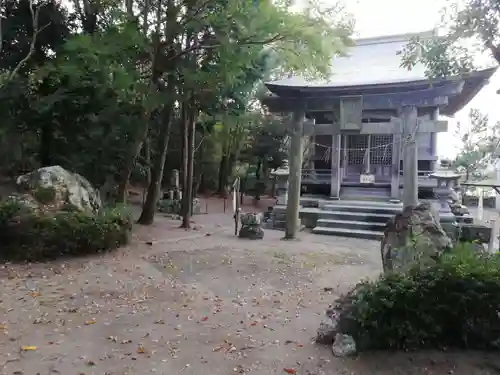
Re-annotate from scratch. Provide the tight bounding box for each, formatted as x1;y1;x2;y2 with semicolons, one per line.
0;0;353;226
399;0;499;77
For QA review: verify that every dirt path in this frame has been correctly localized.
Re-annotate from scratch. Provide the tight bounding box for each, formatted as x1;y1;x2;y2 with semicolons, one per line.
1;206;499;375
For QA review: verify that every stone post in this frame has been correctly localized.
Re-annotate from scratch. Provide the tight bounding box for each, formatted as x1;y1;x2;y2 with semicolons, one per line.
171;169;180;199
391;131;402;200
496;159;500;210
488;218;498;252
285;107;305;239
401;106;418;207
477;188;484;221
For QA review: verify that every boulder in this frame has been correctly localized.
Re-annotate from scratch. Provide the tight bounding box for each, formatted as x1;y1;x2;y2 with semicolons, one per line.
380;202;452;273
15;166;101;214
332;334;357;357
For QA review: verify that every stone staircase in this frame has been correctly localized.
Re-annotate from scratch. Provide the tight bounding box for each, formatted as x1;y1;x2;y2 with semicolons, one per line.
312;200;402;240
268;196;473;240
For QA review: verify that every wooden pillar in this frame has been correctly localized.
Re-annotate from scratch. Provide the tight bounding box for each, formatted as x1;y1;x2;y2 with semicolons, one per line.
284;107;305;239
391;131;401;199
330;134;341;198
402;106;418;207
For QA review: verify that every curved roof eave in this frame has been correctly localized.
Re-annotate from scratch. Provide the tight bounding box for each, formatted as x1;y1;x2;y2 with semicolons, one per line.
265;67;496;94
263;67;497;116
441;67;497;116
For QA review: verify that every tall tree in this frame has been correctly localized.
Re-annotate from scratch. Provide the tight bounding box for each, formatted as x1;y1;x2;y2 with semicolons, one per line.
454;108;500;180
399;0;499;77
135;0;354;227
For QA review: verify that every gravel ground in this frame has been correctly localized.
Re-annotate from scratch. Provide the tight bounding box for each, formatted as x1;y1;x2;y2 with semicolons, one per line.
1;198;500;375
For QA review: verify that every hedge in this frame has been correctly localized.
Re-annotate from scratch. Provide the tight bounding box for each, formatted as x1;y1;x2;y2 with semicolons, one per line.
333;244;500;351
0;200;132;261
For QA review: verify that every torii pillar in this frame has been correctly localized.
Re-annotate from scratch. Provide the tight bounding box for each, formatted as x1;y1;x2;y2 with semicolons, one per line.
284;107;305;240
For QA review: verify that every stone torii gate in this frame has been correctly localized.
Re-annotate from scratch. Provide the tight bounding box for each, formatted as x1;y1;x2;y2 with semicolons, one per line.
262;82;461;240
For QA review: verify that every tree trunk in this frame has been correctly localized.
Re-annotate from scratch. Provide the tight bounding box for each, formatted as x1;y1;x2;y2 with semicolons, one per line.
228;152;236;181
254;158;262;200
195;139;205;193
115;0;163;203
217;154;228;194
137;107;173;225
39;120;53;167
181;109;196;228
80;0;98;34
116;126;148;203
143;134;151;186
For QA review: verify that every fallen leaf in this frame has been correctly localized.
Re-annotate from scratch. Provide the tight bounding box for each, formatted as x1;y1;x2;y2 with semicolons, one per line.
29;291;41;297
137;345;146;354
21;346;37;351
84;319;96;325
283;368;297;374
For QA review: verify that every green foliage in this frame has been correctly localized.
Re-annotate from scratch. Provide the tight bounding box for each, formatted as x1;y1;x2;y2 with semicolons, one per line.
241;114;287;171
1;0;353;220
399;0;499;78
334;244;500;351
452;108;500;180
33;186;56;204
0;201;132;261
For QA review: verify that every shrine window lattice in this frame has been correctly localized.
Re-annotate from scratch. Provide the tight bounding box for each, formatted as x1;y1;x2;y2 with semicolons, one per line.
346;135;393;166
370;135;393;165
347;135;368;165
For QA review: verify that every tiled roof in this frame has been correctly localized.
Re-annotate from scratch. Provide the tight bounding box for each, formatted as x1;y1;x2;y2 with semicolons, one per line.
268;31;433;88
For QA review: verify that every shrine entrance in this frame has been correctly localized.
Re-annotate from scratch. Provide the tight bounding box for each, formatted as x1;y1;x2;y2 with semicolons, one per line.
342;134;393;184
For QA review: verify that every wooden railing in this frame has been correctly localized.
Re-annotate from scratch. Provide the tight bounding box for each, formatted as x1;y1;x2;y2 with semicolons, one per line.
301;168;435;184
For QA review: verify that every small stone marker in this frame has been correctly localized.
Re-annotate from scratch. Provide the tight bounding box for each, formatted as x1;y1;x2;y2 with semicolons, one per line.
238;212;264;240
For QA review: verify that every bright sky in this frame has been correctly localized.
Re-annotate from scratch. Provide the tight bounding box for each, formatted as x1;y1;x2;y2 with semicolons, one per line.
344;0;500;159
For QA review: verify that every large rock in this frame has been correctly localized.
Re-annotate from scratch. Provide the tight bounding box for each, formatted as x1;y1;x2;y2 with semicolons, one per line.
15;166;101;214
381;202;452;273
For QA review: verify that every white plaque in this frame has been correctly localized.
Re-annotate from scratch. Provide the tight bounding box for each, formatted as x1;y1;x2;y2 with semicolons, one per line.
360;174;375;184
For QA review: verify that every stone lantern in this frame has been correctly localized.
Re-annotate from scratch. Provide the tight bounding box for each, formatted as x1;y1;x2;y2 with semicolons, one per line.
271;165;289;205
429;171;461;237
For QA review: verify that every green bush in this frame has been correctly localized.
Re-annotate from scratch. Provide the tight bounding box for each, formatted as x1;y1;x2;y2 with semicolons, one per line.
0;200;132;261
334;244;500;351
33;186;57;204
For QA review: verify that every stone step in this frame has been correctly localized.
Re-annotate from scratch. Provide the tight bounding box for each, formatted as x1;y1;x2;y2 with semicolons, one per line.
323;203;402;215
332;199;402;207
272;220;286;230
316;218;386;232
312;226;383;240
318;210;395;223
